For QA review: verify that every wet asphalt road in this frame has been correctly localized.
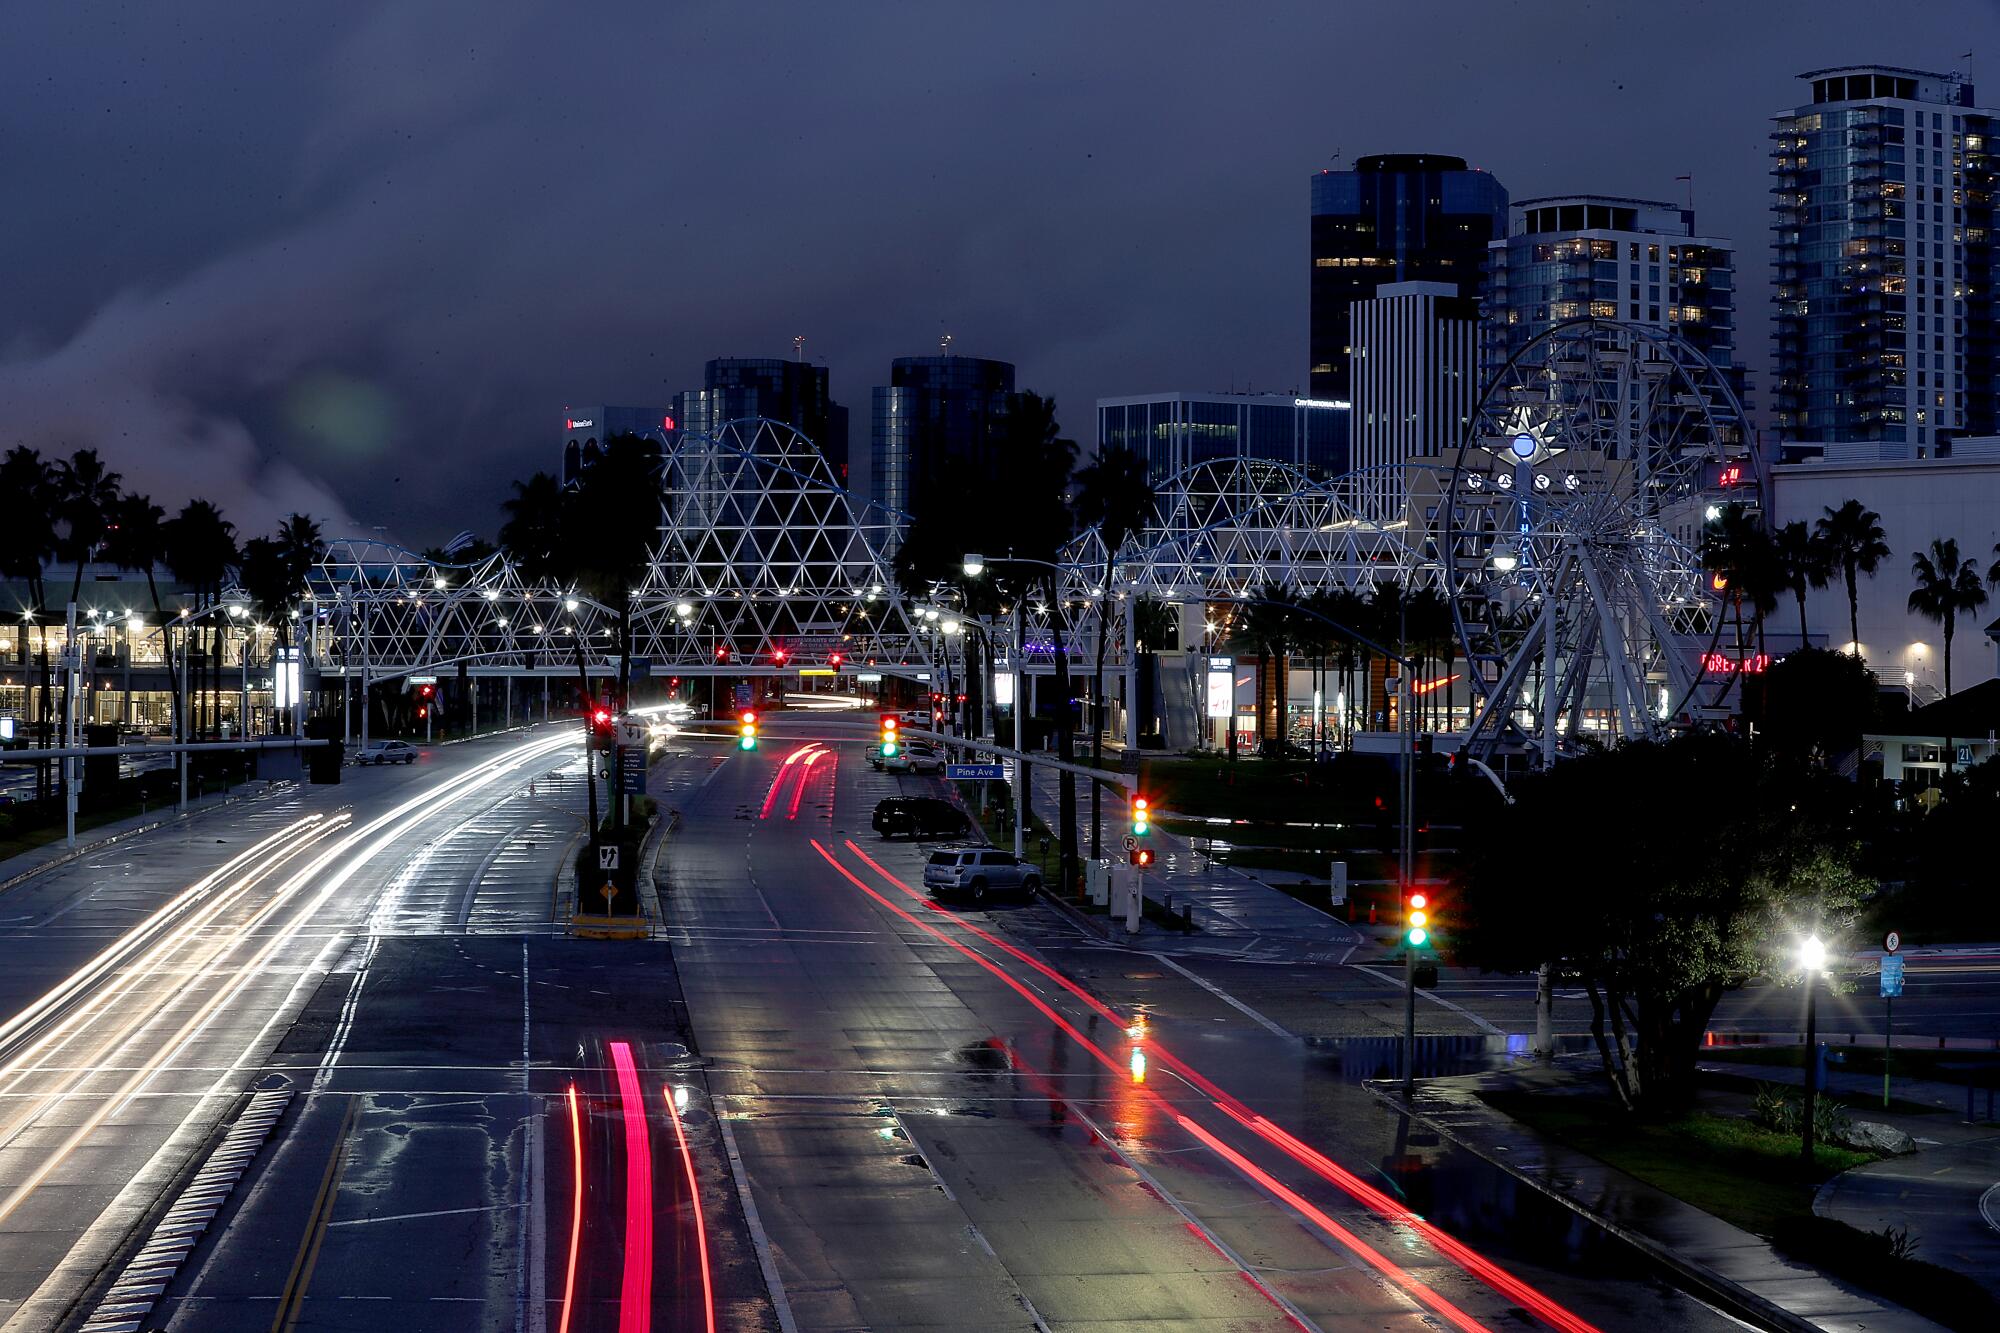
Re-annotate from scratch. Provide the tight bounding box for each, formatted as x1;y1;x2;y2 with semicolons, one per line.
663;732;1739;1331
0;721;1834;1331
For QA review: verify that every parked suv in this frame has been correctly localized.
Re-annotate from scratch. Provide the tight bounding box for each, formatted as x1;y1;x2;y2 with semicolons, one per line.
354;739;417;766
872;797;968;840
922;847;1041;905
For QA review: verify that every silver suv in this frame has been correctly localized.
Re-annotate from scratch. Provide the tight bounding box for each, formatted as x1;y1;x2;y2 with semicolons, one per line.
922;847;1041;905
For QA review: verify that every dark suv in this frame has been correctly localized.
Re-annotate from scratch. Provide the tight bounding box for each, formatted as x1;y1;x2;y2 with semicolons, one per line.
871;797;968;840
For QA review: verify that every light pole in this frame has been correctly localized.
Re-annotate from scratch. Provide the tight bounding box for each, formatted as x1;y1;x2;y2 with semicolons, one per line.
1800;934;1826;1164
965;554;1057;861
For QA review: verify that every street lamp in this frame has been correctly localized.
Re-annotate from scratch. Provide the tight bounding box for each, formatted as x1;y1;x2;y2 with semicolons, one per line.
1799;934;1826;1163
962;554;985;578
675;601;694;619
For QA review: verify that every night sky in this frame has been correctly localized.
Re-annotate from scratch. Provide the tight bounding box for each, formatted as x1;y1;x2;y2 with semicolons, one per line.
2;1;1994;546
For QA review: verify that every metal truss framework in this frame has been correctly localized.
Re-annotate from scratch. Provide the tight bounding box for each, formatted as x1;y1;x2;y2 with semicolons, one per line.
292;440;1447;693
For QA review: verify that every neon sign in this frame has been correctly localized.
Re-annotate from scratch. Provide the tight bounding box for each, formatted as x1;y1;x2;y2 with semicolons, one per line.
1701;651;1768;675
1717;462;1744;488
662;414;677;431
565;417;594;430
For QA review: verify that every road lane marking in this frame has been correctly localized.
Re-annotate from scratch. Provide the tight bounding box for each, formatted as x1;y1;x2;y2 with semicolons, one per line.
715;1111;797;1333
1148;951;1296;1040
271;1094;359;1333
662;1086;716;1333
1349;964;1505;1035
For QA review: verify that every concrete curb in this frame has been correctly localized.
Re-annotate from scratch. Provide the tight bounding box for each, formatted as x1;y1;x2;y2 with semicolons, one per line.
1363;1079;1837;1333
0;782;292;898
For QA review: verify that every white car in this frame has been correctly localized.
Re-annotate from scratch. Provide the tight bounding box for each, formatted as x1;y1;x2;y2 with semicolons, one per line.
354;740;417;766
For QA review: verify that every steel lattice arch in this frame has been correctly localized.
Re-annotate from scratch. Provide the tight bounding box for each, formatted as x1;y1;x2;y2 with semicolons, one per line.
273;322;1746;767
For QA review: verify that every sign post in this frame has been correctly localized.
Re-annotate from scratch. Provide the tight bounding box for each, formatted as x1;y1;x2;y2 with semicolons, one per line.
1880;932;1903;1108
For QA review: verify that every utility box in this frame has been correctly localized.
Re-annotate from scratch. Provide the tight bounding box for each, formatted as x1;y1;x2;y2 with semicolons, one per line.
1329;860;1348;908
1085;859;1112;907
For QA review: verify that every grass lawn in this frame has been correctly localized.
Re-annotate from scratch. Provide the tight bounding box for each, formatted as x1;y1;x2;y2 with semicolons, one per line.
1482;1092;1871;1237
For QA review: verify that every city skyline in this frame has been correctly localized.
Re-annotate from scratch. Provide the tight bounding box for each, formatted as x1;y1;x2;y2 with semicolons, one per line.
0;2;1992;545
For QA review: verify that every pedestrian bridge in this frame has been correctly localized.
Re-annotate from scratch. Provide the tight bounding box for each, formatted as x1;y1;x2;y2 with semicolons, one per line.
290;420;1442;687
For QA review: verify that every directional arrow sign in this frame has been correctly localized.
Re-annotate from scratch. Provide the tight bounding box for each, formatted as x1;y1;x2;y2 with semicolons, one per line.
597;845;621;871
945;763;1005;781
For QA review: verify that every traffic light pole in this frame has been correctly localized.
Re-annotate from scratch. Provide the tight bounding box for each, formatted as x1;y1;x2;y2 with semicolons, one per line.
1400;630;1417;1100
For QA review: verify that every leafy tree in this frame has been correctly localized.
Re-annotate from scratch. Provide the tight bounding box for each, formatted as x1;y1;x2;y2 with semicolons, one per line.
1457;732;1871;1112
1907;537;1987;698
500;470;600;832
1757;646;1876;767
1814;500;1890;657
1072;444;1152;855
1771;519;1832;645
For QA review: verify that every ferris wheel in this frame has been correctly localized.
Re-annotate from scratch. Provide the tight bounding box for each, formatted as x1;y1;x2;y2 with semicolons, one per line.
1440;319;1758;765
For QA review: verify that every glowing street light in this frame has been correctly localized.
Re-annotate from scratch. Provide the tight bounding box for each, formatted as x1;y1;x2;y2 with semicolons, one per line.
962;553;986;578
1799;934;1827;1163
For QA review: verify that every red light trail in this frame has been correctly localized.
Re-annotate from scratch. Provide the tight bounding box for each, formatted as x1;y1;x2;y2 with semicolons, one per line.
559;1083;584;1333
807;840;1501;1332
609;1041;653;1333
664;1088;716;1333
826;839;1600;1333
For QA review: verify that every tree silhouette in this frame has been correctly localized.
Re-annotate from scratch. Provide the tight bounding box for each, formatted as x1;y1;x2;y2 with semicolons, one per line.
1908;537;1988;699
1814;500;1890;657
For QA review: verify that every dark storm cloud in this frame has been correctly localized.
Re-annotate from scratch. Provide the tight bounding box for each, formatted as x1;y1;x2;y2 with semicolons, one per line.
1;1;1993;544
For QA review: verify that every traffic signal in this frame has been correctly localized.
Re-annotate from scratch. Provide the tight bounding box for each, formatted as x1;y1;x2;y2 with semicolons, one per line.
714;645;729;662
879;714;899;757
738;710;758;750
1403;890;1430;949
1130;794;1150;837
829;652;843;669
771;647;788;665
417;705;428;720
418;683;435;701
1128;846;1154;868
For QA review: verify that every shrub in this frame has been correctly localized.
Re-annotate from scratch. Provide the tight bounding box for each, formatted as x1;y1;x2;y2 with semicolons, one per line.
1772;1215;1998;1327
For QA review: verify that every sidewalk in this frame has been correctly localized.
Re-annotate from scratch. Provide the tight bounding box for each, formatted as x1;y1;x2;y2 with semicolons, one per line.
1020;762;1362;961
1391;1063;1948;1332
1703;1059;2000;1298
0;782;288;894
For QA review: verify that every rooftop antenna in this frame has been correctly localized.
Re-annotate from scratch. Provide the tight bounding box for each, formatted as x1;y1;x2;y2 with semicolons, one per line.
1675;173;1694;213
1329;148;1343;170
794;334;806;362
940;332;954;356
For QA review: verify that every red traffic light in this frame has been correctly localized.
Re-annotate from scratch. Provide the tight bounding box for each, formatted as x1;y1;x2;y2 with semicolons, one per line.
418;683;434;699
829;652;843;667
592;707;612;726
714;646;729;662
417;706;428;719
740;710;757;727
771;647;788;664
1128;847;1155;867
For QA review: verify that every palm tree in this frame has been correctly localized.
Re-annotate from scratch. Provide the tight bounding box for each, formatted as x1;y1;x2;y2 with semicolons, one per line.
1327;586;1370;745
268;514;325;731
1814;500;1890;657
1368;580;1408;731
0;449;57;794
102;492;177;733
1771;520;1832;646
999;393;1080;892
53;449;123;609
1071;444;1153;856
1701;503;1780;695
1908;538;1988;699
165;501;238;739
1231;584;1294;746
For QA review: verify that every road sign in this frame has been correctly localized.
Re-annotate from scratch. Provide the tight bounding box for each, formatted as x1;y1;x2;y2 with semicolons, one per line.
597;845;621;871
409;674;438;685
1884;931;1900;954
946;763;1005;781
1880;954;1905;999
1121;833;1139;852
617;745;648;794
617;717;647;748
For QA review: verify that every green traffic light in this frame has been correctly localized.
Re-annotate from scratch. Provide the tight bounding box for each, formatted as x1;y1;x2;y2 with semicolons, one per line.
1406;926;1429;947
881;741;898;757
739;735;757;751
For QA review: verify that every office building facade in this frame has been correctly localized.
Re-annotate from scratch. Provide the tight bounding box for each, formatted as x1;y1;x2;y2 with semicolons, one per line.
672;357;850;482
559;405;673;486
866;355;1016;541
1309;153;1508;401
1485;195;1738;376
1772;66;1998;455
1348;281;1478;519
1096;392;1349;486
